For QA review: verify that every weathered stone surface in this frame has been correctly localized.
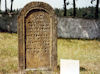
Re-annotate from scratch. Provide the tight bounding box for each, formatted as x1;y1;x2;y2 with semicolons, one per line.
0;14;17;32
25;10;51;69
1;15;100;39
58;17;100;39
18;2;57;74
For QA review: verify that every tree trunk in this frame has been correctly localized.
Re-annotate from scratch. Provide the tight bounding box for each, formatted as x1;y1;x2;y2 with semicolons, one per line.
10;0;13;12
95;0;99;19
73;0;76;17
64;0;67;16
0;0;1;11
5;0;7;12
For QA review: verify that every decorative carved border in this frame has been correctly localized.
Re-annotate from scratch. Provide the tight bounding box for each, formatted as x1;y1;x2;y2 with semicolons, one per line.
18;2;57;73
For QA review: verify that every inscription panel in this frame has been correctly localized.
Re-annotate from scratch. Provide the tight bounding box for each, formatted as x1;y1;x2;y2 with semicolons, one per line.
25;10;52;69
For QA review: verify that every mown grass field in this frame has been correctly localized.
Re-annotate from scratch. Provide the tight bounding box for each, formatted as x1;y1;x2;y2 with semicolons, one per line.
0;33;100;74
0;33;18;74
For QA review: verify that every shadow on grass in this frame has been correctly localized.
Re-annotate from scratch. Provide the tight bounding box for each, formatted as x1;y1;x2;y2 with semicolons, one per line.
80;67;87;71
57;65;87;72
97;39;100;41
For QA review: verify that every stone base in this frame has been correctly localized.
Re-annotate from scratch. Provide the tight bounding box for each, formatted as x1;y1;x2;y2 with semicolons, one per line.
25;71;58;74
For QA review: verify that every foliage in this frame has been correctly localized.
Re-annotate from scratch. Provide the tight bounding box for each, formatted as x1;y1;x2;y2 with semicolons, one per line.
55;8;64;17
54;6;100;19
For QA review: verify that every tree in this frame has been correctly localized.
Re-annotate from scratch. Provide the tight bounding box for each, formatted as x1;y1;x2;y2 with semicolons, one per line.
5;0;7;12
0;0;1;11
95;0;99;19
73;0;76;17
64;0;67;16
10;0;14;12
91;0;100;19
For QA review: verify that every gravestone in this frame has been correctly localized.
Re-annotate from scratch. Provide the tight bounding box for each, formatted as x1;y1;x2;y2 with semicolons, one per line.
18;2;57;74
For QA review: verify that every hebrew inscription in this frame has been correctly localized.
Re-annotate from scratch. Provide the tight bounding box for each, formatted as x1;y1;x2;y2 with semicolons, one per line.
18;2;57;73
25;10;51;68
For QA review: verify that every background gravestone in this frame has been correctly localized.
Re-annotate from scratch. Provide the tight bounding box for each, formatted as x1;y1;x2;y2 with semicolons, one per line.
18;2;57;74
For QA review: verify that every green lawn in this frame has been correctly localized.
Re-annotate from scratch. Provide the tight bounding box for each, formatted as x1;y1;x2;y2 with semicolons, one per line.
0;33;100;74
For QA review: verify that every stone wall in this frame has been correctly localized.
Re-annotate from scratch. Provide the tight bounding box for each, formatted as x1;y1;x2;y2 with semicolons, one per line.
0;14;17;33
0;14;100;39
58;17;100;39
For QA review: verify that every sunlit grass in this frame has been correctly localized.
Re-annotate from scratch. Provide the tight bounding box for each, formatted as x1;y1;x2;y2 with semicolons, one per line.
0;32;18;74
0;33;100;74
58;39;100;73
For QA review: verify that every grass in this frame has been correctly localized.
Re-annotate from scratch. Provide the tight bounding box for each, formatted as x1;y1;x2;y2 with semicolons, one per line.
0;33;18;74
58;39;100;74
0;33;100;74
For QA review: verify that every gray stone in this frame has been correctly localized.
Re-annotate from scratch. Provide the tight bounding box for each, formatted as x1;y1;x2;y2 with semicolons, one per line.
57;17;100;39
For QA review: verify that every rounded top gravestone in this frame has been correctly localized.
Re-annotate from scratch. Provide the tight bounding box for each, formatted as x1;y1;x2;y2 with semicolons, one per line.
18;2;57;73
